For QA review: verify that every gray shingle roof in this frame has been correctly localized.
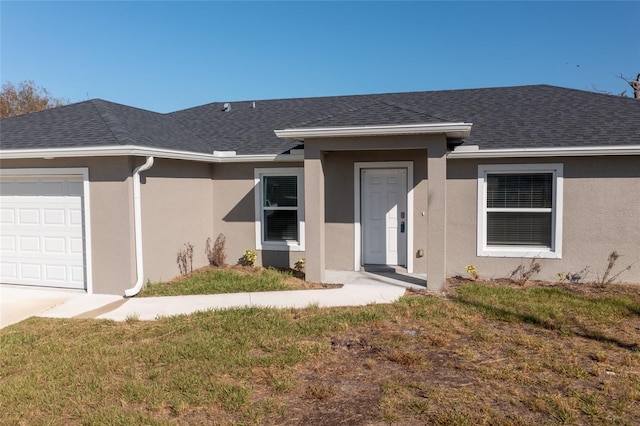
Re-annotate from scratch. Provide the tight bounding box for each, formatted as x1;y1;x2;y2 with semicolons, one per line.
2;85;639;156
0;99;210;153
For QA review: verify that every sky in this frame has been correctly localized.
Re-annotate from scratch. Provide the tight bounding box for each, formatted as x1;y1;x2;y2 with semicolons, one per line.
1;1;638;113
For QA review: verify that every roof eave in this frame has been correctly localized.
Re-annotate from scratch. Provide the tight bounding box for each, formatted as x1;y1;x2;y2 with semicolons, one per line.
0;145;304;163
447;145;640;158
274;122;473;140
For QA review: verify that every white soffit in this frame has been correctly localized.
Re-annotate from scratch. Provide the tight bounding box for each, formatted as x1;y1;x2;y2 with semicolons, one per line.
448;145;640;158
0;145;304;163
274;122;473;140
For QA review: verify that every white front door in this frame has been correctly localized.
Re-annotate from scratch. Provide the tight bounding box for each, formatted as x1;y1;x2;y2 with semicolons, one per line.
0;176;86;289
361;168;407;266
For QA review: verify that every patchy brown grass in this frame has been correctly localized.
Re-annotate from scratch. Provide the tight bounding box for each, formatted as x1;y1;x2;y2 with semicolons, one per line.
1;277;639;425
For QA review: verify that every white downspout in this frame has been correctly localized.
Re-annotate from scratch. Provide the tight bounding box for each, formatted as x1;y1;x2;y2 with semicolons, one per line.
124;156;155;297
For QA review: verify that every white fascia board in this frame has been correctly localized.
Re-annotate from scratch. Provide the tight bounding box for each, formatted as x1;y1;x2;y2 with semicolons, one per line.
0;145;304;163
448;145;640;159
275;122;473;140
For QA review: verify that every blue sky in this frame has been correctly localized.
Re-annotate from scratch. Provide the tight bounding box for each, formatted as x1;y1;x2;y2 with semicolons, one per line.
1;1;638;112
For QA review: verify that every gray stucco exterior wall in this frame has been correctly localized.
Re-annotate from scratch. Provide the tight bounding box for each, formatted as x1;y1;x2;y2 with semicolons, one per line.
211;161;306;269
139;158;215;283
446;156;640;283
3;152;638;295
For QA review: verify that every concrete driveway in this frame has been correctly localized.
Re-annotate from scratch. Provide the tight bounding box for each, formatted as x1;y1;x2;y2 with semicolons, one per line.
0;284;122;328
0;285;126;329
0;286;87;329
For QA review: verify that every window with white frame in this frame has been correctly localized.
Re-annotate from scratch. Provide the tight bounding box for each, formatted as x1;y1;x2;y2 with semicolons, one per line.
254;168;305;251
477;164;563;258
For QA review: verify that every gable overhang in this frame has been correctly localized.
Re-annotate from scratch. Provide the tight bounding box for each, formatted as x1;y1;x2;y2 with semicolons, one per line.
0;145;304;163
274;122;473;140
447;145;640;159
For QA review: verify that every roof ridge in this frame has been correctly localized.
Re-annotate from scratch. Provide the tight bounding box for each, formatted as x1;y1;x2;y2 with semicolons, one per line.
284;100;382;128
89;99;136;146
168;84;561;113
375;99;457;123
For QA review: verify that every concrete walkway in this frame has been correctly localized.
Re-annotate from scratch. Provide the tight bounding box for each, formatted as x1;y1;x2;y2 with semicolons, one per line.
0;270;426;328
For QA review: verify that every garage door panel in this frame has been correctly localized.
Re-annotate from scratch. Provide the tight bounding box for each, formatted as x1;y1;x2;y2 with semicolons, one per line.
0;175;86;289
43;209;66;226
21;263;42;280
45;264;68;281
1;262;17;279
19;209;40;224
0;208;15;223
44;237;67;254
70;237;84;254
19;236;40;252
1;235;16;251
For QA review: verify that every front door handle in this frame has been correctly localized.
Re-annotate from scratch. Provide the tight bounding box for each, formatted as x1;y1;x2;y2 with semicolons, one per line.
400;221;405;233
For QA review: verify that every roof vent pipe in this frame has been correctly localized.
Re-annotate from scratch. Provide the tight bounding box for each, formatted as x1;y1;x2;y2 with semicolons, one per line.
124;156;155;297
223;102;231;112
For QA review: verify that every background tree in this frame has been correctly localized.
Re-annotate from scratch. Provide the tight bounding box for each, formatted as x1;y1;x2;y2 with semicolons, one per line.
592;73;640;98
619;73;640;99
0;80;69;118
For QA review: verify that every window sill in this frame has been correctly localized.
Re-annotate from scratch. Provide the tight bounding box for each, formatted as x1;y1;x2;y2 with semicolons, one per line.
478;246;561;259
258;242;305;252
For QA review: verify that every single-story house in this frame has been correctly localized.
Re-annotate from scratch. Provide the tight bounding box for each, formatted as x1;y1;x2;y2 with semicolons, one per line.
1;85;639;295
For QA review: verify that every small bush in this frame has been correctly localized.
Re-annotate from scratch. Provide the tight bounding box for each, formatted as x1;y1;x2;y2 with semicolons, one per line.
596;251;633;286
294;258;305;272
177;243;194;276
558;267;590;284
240;249;257;266
465;265;479;281
206;234;227;267
510;258;541;285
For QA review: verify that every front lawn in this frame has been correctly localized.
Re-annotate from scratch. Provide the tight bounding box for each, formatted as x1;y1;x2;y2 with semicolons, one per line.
139;266;329;297
1;279;639;425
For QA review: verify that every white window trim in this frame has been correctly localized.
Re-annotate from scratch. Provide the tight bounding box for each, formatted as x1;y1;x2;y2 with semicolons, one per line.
254;167;305;251
0;167;94;293
477;163;563;259
354;161;414;273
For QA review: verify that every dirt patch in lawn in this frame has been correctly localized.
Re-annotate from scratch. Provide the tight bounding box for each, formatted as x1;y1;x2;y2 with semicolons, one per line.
445;275;640;297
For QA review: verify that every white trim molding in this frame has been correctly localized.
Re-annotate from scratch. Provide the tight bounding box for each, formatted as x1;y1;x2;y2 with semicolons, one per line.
354;161;414;273
477;163;563;259
450;145;640;159
0;145;304;163
253;167;305;252
0;167;94;293
276;122;473;140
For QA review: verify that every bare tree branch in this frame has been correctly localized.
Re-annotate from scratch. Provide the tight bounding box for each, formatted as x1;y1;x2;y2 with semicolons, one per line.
618;73;640;99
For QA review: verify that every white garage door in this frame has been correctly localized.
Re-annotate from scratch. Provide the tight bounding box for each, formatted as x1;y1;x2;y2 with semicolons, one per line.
0;175;86;289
